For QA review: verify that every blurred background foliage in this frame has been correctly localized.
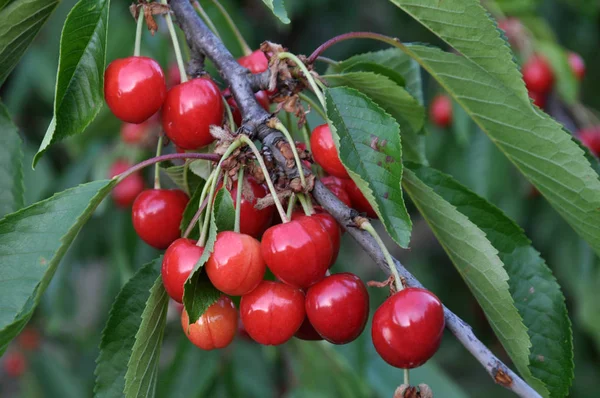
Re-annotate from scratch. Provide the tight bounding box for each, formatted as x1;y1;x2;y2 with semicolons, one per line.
0;0;599;396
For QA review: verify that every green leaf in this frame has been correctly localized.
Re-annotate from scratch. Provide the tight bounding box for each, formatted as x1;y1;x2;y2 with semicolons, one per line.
183;188;235;323
402;168;533;393
179;179;207;240
94;258;161;398
162;162;204;196
260;0;289;24
0;179;116;354
0;0;60;85
398;44;600;258
536;41;578;104
325;86;412;248
341;62;406;87
34;0;110;166
0;102;24;218
124;276;169;398
408;163;573;397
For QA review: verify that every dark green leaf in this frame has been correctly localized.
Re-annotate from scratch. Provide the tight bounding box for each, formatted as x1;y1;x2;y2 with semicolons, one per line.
0;102;24;217
0;179;116;354
325;86;412;248
0;0;59;85
34;0;111;166
260;0;289;24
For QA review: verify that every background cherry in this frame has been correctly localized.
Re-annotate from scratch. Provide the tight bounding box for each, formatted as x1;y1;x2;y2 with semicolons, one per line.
343;178;377;218
3;351;26;377
528;90;546;109
240;281;305;345
181;296;237;350
579;127;600;156
372;287;445;369
522;55;554;94
17;328;40;351
238;50;268;73
162;77;223;150
206;231;266;296
310;124;349;178
104;56;166;124
120;112;159;145
132;189;189;249
429;94;453;128
321;176;352;207
224;88;270;126
305;273;369;344
109;160;145;208
568;52;586;81
162;238;204;303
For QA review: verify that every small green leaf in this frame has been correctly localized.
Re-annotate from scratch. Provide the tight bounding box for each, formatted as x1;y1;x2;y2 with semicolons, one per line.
0;102;24;218
34;0;111;166
536;41;578;104
260;0;289;24
162;162;204;196
0;0;60;85
0;179;116;354
124;276;169;398
341;62;406;87
325;86;412;248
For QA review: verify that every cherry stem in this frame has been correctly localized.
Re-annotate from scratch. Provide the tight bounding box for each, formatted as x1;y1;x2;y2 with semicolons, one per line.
361;221;403;292
162;0;188;83
274;121;306;188
307;32;401;64
153;134;164;189
238;135;288;223
183;196;209;238
234;166;244;233
211;0;252;56
404;369;410;386
114;153;220;183
316;56;338;66
192;1;221;39
299;93;327;120
278;52;326;108
286;193;297;219
222;96;236;130
188;170;217;241
133;10;144;56
302;122;311;151
297;193;314;216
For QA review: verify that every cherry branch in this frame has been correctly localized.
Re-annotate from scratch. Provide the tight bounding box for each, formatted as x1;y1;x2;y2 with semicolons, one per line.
168;2;540;396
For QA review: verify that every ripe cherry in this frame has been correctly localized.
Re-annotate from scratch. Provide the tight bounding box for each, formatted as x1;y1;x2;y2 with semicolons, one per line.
240;281;305;345
167;64;181;88
321;176;352;207
291;209;341;267
162;238;204;303
181;296;237;350
522;55;554;95
262;214;334;288
343;178;377;218
224;88;270;126
579;127;600;156
238;50;268;74
206;231;266;296
162;77;223;150
429;94;453;128
295;316;323;341
109;160;145;208
104;56;166;124
3;351;26;377
120;113;159;145
310;124;349;178
568;52;585;81
305;273;369;344
132;189;189;249
372;287;445;368
528;90;546;109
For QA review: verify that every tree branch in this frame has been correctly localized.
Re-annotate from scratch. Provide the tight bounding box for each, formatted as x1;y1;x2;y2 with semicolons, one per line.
169;2;541;396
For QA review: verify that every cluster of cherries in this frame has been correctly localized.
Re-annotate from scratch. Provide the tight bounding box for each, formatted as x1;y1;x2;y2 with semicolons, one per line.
102;44;445;369
2;328;40;378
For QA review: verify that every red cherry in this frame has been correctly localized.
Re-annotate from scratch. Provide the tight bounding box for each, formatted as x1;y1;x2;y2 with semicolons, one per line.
429;94;453;128
3;351;26;377
305;273;369;344
109;160;145;208
132;189;189;249
167;63;181;88
523;55;554;95
528;90;546;109
224;88;270;126
372;287;445;368
240;281;305;345
238;50;268;73
162;238;204;303
262;215;333;288
497;17;523;47
343;178;377;218
579;127;600;156
294;316;323;341
310;124;349;178
181;296;237;350
206;231;266;296
162;77;224;150
321;176;352;207
17;328;40;351
291;210;341;267
120;112;160;144
104;56;166;124
568;52;585;81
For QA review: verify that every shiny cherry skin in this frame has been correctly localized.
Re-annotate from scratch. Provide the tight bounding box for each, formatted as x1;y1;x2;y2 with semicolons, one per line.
181;296;237;350
238;50;268;73
343;178;377;218
3;351;26;377
120;112;160;144
305;273;369;344
291;209;341;267
224;88;270;126
321;176;352;207
522;55;554;95
568;52;585;81
162;238;204;302
372;287;445;369
104;56;166;124
528;90;546;109
429;94;452;128
132;189;189;249
579;127;600;156
295;316;323;341
109;160;145;208
240;281;305;345
262;214;334;288
310;124;349;178
206;231;266;296
162;77;224;150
